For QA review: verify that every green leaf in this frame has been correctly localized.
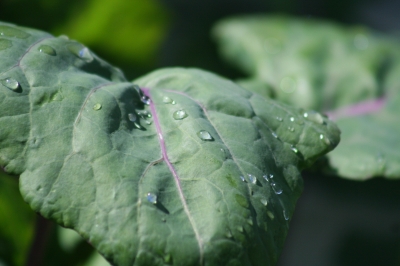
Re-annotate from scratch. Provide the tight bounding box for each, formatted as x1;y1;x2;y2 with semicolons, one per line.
0;22;339;265
213;15;400;180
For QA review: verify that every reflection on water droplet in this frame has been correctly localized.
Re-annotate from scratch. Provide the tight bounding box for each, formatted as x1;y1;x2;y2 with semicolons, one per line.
290;145;298;153
247;174;257;184
173;109;188;120
197;130;213;141
288;126;295;132
163;96;176;104
93;103;102;110
137;110;152;118
271;182;283;194
67;43;93;62
1;78;19;91
280;76;296;93
269;174;274;179
128;113;137;122
38;45;56;56
134;122;144;129
141;95;151;105
147;193;157;204
272;132;278;138
260;198;268;206
0;39;12;51
144;119;152;125
240;175;246;182
304;110;324;124
290;117;295;122
276;116;283;122
263;175;269;182
283;209;289;221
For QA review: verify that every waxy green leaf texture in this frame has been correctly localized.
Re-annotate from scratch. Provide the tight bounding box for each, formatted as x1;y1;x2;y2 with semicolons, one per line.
213;15;400;180
0;22;340;265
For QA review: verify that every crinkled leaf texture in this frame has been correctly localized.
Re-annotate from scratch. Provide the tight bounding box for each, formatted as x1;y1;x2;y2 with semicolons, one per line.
0;22;340;265
213;15;400;180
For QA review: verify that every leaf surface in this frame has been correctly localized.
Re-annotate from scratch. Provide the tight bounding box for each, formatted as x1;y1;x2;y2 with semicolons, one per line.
0;22;340;265
213;15;400;180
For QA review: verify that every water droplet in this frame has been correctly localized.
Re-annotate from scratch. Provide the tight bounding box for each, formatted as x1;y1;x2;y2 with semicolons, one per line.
276;116;283;122
288;126;295;132
319;134;331;146
269;174;274;179
144;119;152;125
260;198;268;206
267;211;275;220
128;113;137;122
239;175;246;182
263;175;269;182
146;193;157;204
58;35;69;40
137;110;152;118
1;78;19;91
197;130;213;141
173;109;188;120
38;45;56;56
0;39;12;51
271;182;283;194
290;145;298;154
67;43;93;62
163;96;176;104
134;122;145;129
0;25;30;39
290;117;295;122
141;95;151;105
93;103;102;110
283;209;289;221
280;76;297;93
271;132;278;138
247;174;257;184
303;110;324;124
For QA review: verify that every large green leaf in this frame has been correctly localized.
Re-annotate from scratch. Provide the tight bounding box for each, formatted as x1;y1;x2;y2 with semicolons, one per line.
0;22;340;265
213;15;400;180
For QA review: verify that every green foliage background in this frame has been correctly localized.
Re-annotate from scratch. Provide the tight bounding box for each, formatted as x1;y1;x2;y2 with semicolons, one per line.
0;0;399;265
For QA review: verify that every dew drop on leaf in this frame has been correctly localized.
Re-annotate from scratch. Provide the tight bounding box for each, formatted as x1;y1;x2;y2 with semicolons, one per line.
276;116;283;122
283;209;289;221
93;103;102;110
137;110;152;118
173;109;188;120
146;193;157;204
38;45;56;56
271;182;283;195
289;117;295;122
128;113;137;122
288;126;295;132
0;25;30;39
303;110;324;124
271;132;278;138
197;130;213;141
260;198;268;206
247;174;257;184
263;175;269;182
1;78;19;91
67;43;93;62
163;96;176;104
141;95;151;105
290;145;298;153
239;175;246;182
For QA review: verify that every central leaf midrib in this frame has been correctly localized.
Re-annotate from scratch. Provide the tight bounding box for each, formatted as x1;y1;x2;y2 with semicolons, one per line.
141;88;204;265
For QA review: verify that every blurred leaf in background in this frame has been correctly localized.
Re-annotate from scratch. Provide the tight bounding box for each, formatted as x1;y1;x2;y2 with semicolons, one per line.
0;173;35;266
0;0;171;78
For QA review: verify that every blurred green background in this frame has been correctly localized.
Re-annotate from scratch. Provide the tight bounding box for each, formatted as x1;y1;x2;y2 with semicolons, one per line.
0;0;399;265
